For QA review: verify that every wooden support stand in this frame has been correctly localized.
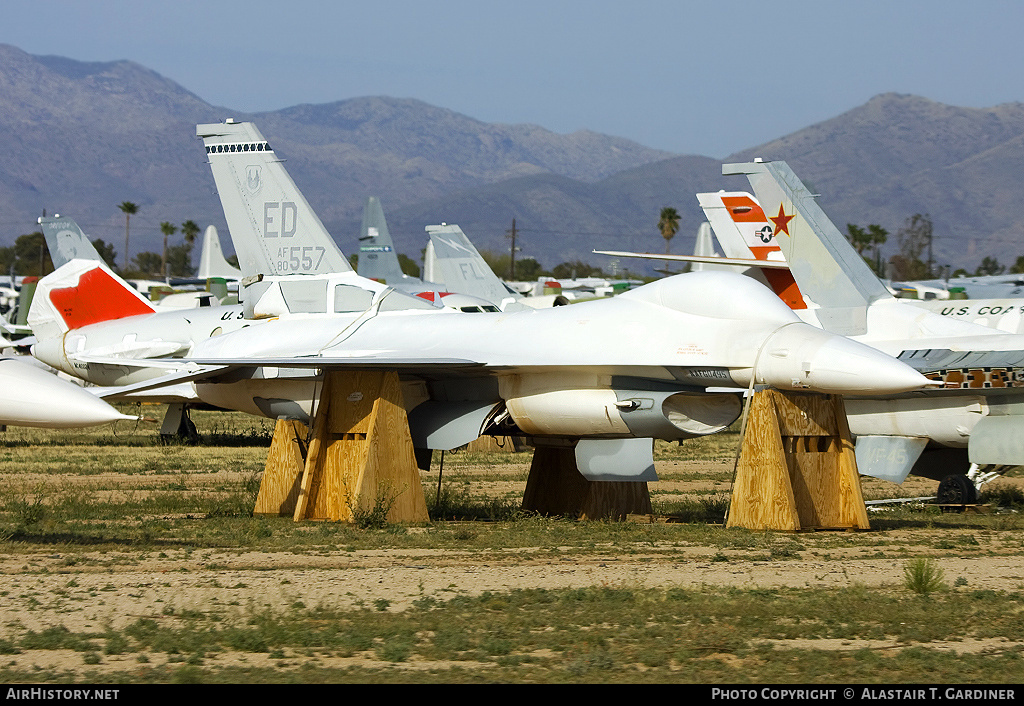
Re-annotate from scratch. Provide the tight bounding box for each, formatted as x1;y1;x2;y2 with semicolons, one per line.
726;389;870;531
254;371;428;524
522;445;652;521
254;419;307;516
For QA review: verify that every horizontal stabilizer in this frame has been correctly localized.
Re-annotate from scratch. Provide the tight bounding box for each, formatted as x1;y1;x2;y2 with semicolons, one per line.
592;249;790;269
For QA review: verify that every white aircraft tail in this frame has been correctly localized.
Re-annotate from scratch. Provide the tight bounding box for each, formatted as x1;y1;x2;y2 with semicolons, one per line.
357;197;416;284
196;121;351;277
696;191;808;310
38;216;103;269
722;161;892;335
27;259;156;342
425;224;519;308
196;225;242;280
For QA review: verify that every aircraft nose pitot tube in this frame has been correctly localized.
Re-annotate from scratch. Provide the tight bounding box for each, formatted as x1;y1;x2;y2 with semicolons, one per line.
751;322;931;395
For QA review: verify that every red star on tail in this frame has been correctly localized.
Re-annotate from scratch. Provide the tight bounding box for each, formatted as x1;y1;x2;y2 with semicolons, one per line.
770;205;795;236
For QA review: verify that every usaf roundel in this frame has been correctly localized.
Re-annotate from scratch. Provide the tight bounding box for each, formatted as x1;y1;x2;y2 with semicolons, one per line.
757;225;774;244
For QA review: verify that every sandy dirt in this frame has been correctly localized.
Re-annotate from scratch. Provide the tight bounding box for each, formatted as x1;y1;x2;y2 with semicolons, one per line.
1;461;1022;678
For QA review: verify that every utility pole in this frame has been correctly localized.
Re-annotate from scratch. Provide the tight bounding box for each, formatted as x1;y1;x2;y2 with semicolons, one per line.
505;218;517;281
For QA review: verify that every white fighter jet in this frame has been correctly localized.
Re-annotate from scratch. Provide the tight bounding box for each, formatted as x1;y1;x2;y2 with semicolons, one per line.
600;160;1024;501
166;124;931;481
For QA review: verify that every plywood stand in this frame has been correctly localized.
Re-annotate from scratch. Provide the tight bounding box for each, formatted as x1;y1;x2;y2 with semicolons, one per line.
254;371;428;524
253;419;308;516
522;445;652;520
726;389;870;531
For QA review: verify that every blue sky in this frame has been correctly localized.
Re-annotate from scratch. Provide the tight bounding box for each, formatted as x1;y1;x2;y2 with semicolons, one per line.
3;0;1023;156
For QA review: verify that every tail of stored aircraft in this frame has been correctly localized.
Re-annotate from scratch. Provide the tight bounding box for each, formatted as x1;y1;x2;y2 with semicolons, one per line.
38;216;103;269
424;224;521;309
357;197;417;285
197;225;242;280
27;259;156;342
196;120;351;277
696;192;807;310
722;161;892;336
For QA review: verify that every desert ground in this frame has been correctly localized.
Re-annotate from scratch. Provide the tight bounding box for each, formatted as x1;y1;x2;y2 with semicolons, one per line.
0;410;1022;682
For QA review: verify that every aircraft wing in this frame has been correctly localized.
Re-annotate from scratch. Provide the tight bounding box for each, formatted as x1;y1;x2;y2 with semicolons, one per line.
897;348;1024;391
592;249;791;269
90;364;230;399
186;356;486;373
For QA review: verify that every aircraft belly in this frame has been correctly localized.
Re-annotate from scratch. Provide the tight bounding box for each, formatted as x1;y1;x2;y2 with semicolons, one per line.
195;378;319;423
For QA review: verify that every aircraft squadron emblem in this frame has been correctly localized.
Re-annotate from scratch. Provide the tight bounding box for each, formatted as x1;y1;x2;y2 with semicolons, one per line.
246;166;262;194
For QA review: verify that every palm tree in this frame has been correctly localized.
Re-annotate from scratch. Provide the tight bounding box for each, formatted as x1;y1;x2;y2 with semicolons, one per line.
658;207;680;254
160;221;177;279
119;201;138;270
180;220;200;247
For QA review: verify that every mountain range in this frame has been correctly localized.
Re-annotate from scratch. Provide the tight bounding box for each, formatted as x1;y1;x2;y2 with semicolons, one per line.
1;42;1022;276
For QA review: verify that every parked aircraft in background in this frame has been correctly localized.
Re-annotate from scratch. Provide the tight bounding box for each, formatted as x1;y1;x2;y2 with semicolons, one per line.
196;225;242;282
901;273;1024;300
357;196;420;287
0;356;135;428
38;216;232;309
423;224;569;309
598;161;1024;502
197;120;565;312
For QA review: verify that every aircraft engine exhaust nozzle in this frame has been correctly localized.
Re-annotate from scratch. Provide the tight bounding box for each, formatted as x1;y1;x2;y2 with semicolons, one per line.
753;322;932;396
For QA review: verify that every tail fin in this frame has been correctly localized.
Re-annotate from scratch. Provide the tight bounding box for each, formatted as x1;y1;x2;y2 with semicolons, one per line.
27;259;155;341
196;121;351;277
697;191;807;310
723;160;892;335
357;197;417;284
196;225;242;280
425;224;518;308
38;216;103;269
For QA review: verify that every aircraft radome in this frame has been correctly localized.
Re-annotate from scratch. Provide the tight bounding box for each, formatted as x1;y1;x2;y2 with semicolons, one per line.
0;356;136;428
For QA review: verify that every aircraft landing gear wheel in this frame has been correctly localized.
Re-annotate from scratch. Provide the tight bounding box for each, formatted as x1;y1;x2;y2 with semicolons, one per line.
936;474;978;505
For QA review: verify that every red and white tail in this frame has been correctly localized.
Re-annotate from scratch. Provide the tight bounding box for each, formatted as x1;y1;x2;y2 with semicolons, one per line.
697;191;807;310
27;259;156;341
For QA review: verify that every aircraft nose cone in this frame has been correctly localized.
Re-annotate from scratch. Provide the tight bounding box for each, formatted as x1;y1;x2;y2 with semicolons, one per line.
755;323;931;395
0;358;137;428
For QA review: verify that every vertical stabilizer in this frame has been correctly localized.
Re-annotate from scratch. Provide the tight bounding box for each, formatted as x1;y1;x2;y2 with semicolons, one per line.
27;259;155;342
723;161;891;335
197;225;242;280
196;121;351;277
357;197;417;284
697;191;807;310
425;224;517;308
38;216;102;269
